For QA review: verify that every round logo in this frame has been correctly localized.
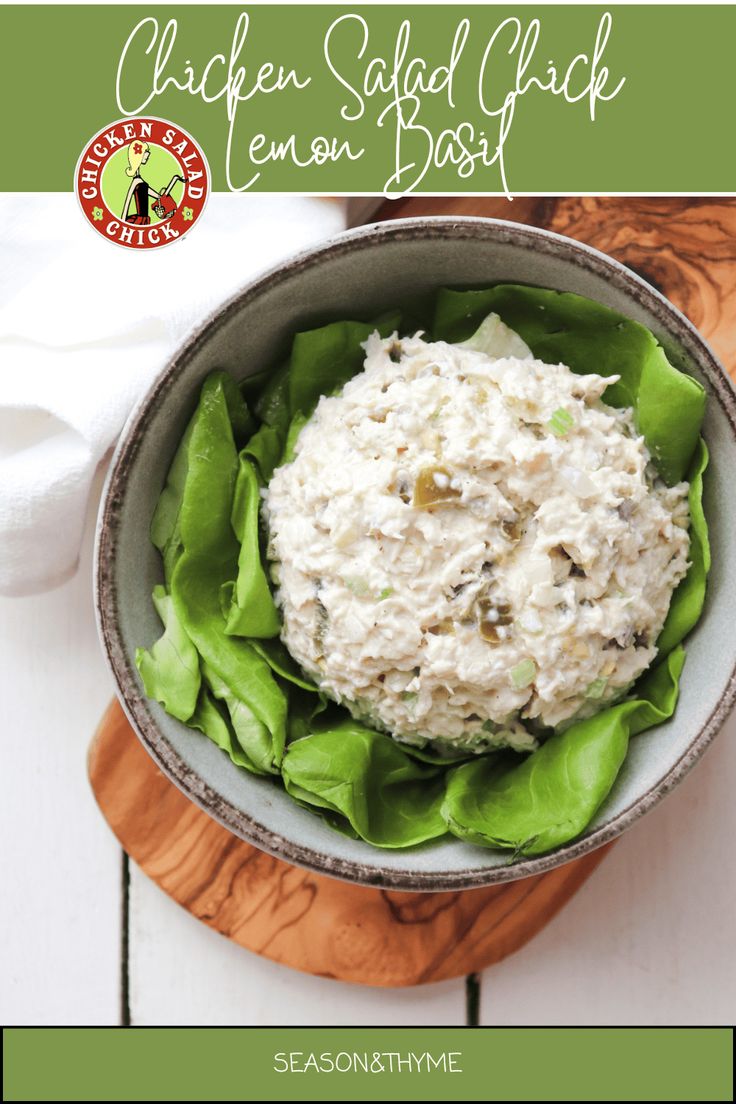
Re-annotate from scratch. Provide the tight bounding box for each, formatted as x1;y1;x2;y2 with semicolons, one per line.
75;117;210;250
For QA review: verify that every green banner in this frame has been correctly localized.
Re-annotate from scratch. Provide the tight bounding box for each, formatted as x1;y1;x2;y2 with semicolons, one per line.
3;1027;733;1101
1;4;735;194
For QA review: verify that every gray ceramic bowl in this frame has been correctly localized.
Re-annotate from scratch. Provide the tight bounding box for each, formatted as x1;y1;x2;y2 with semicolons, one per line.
96;216;736;890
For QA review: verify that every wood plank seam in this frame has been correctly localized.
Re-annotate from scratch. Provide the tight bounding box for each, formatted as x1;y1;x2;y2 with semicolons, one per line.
90;701;610;989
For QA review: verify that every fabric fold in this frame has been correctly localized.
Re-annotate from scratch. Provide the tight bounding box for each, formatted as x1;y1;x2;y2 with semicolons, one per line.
0;194;346;595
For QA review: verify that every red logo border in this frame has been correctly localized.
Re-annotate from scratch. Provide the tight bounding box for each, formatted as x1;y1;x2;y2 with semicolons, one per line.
74;115;210;251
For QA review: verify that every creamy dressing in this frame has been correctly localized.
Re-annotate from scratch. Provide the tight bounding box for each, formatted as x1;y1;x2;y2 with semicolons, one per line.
265;323;690;756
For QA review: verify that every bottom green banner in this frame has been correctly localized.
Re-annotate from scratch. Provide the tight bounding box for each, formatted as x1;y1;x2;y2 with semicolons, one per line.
3;1027;733;1101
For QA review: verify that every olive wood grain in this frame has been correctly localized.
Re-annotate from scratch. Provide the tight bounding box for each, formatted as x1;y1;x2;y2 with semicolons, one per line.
89;700;610;987
383;196;736;385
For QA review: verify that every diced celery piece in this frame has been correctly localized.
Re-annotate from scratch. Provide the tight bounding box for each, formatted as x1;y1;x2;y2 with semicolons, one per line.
510;658;536;689
547;407;575;437
585;677;608;700
343;576;370;597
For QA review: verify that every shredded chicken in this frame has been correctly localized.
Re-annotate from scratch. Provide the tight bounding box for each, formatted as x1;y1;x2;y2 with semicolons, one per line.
265;325;690;756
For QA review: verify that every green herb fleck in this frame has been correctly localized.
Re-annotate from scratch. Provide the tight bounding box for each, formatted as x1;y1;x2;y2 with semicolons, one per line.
547;408;575;437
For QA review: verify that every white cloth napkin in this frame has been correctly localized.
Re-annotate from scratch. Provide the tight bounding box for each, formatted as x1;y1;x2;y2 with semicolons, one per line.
0;195;347;596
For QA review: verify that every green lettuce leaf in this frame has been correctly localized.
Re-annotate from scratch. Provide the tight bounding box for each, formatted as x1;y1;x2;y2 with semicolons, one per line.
442;646;685;855
252;315;399;471
242;423;284;484
281;410;309;465
291;314;401;413
254;361;292;437
223;456;281;639
285;687;330;743
150;418;194;586
656;438;710;655
135;585;200;722
150;372;254;584
201;662;274;775
188;687;266;774
282;723;448;847
168;373;287;772
250;638;319;692
288;320;384;419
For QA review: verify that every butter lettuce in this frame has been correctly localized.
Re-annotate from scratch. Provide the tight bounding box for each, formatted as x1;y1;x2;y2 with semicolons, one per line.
135;585;200;723
139;287;710;858
282;722;448;847
442;646;685;855
223;456;281;639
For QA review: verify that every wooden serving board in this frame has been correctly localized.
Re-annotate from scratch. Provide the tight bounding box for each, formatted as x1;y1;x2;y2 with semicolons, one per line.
90;701;610;987
382;196;736;381
90;196;736;987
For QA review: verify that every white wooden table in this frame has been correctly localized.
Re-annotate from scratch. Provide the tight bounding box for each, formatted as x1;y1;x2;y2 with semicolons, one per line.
1;462;734;1027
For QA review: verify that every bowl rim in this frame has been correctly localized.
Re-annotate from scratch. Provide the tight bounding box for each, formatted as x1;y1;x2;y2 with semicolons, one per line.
95;214;736;891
